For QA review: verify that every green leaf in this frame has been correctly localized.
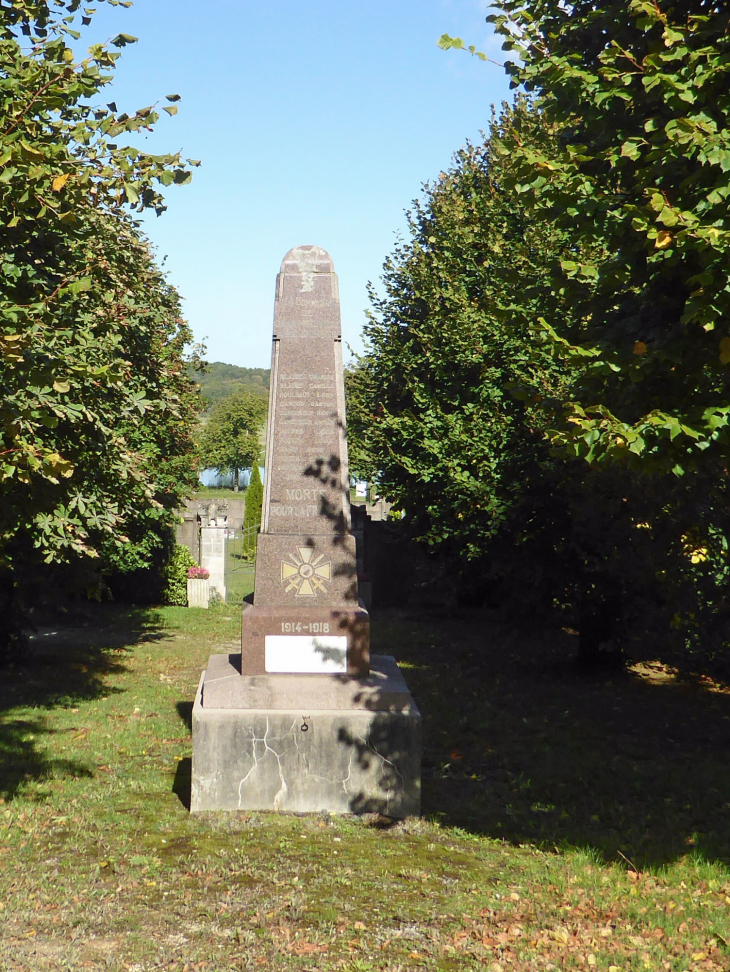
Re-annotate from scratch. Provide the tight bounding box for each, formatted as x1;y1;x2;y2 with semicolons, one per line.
111;33;138;47
620;140;642;161
437;34;464;51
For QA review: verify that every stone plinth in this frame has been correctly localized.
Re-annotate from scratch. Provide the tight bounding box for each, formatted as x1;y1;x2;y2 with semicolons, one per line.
200;652;412;711
191;655;421;816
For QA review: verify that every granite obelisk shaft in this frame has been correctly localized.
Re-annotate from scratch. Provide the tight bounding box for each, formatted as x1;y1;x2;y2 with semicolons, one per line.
241;246;369;676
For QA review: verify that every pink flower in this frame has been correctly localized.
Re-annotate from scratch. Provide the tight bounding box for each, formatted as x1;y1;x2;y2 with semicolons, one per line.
187;566;209;579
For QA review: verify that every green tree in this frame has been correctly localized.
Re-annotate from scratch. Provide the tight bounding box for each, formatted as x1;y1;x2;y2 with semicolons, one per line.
242;462;263;559
348;95;730;669
198;391;267;492
348;101;572;561
444;2;730;473
431;7;730;667
0;0;201;654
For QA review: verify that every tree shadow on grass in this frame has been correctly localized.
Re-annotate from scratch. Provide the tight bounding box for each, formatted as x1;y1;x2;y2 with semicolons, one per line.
0;603;168;802
0;716;94;801
372;607;730;870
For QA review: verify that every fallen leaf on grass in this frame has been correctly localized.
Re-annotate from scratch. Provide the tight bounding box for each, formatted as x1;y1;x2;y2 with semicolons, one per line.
291;942;327;955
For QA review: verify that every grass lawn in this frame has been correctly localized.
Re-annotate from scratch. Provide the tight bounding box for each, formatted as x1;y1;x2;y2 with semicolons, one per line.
223;536;256;606
2;604;730;971
223;565;255;606
193;488;248;500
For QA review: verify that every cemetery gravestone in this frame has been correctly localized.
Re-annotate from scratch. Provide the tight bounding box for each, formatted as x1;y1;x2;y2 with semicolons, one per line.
191;246;420;816
200;525;226;602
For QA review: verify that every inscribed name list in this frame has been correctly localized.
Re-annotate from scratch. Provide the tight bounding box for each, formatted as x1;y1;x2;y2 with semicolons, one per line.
262;250;349;539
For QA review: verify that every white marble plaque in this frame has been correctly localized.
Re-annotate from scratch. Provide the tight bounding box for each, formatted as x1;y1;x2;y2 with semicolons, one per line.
264;635;347;673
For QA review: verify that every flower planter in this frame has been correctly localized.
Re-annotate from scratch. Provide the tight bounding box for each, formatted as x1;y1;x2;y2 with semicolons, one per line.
187;577;210;609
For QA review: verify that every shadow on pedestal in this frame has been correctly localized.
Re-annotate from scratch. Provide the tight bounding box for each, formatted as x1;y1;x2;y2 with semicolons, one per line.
191;654;421;818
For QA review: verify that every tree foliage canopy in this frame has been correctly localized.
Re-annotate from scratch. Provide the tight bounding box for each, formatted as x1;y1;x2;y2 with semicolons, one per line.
0;0;202;646
347;100;573;560
444;1;730;474
350;81;730;666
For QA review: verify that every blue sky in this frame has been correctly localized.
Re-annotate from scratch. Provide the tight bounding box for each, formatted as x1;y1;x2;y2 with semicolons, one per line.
80;0;511;368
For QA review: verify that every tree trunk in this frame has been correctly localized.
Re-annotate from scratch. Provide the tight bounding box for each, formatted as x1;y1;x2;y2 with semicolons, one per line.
577;593;623;672
0;567;27;662
233;466;239;492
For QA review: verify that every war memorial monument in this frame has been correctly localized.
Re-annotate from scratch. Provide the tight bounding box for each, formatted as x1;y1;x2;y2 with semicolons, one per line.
191;246;421;816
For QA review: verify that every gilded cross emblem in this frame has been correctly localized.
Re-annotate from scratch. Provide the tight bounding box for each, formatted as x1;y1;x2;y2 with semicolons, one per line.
281;546;332;598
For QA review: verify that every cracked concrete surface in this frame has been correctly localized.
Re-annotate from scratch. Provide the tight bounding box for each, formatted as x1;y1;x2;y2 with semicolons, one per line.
192;673;421;816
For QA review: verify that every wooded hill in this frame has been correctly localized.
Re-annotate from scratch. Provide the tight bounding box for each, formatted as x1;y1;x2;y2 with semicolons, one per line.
191;362;270;410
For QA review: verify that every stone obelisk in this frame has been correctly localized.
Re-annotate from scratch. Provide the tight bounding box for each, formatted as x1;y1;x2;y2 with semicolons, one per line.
241;245;369;676
191;247;420;817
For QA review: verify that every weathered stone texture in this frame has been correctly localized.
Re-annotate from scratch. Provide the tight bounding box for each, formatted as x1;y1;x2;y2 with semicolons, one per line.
191;663;421;817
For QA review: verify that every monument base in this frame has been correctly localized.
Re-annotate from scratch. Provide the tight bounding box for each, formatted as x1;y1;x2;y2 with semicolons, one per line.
240;599;371;677
191;655;421;817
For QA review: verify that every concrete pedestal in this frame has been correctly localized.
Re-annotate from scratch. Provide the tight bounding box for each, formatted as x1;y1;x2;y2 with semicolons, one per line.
191;654;421;817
